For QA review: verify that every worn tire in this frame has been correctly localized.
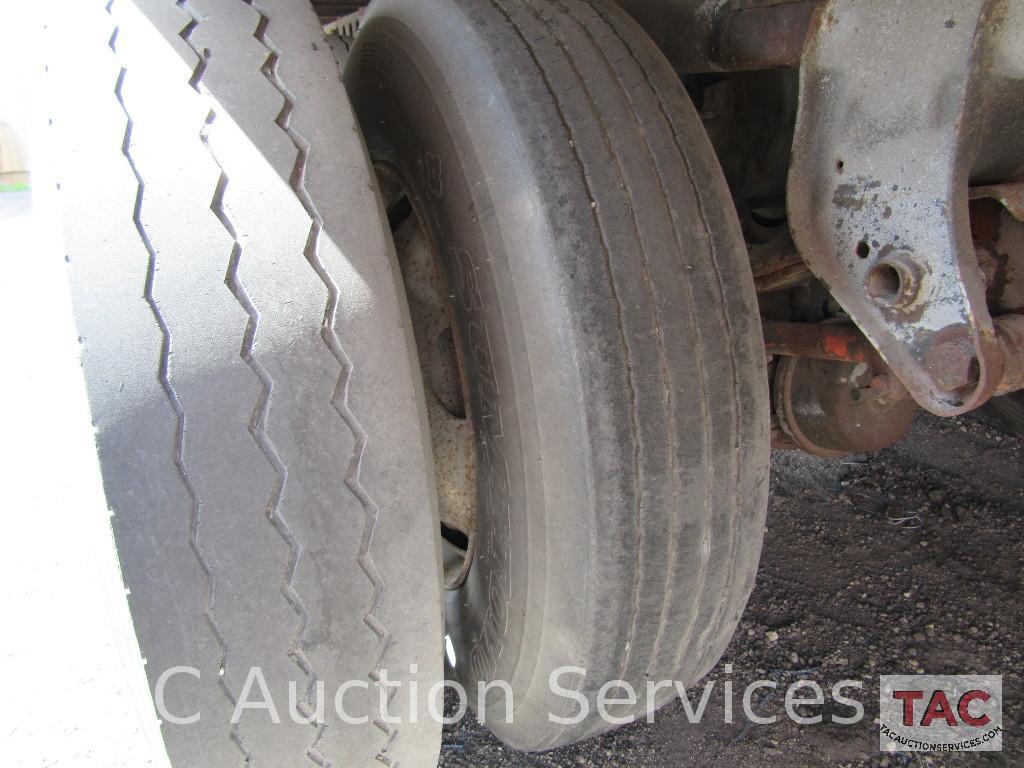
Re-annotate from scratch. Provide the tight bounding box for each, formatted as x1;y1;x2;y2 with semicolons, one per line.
345;0;770;751
48;1;443;766
983;391;1024;437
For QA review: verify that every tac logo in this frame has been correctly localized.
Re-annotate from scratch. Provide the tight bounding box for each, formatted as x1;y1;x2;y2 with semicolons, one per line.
879;675;1002;752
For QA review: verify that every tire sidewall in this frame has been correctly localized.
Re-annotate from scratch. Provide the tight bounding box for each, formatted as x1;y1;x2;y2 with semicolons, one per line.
346;12;563;734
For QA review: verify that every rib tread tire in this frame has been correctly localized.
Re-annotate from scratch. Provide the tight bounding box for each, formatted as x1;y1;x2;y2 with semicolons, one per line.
48;1;443;766
346;0;769;751
984;392;1024;437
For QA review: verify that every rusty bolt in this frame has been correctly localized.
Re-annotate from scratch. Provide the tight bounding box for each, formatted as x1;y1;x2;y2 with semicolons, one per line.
925;338;979;393
869;374;890;393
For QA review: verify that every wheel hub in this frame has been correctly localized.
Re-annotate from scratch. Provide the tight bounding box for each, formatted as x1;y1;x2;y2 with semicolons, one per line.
383;168;477;589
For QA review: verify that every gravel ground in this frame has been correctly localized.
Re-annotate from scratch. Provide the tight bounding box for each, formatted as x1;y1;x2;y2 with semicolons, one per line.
439;411;1023;767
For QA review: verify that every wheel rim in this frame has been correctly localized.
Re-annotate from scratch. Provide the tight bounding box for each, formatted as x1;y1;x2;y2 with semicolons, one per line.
379;164;477;589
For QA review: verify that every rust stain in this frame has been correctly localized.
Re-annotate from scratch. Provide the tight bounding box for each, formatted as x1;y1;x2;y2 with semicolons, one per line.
833;177;883;212
823;333;852;360
833;183;866;211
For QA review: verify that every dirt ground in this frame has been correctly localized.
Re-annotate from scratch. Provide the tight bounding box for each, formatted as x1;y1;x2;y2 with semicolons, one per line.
438;411;1023;767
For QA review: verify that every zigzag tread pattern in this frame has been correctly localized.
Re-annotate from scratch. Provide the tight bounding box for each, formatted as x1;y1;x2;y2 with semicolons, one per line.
103;0;248;761
239;0;399;756
173;1;330;763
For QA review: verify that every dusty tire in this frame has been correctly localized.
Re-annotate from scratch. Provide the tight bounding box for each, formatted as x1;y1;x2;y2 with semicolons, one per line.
346;0;770;751
48;1;443;766
982;392;1024;437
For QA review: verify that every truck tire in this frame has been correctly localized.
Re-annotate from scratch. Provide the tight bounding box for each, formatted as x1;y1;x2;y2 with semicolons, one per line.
345;0;770;751
983;392;1024;437
48;1;443;766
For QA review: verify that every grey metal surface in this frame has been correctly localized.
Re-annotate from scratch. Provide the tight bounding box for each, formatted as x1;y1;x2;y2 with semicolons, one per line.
787;0;1007;416
617;0;1024;420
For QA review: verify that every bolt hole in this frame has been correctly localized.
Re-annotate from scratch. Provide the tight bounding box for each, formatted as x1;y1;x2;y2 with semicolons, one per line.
441;523;469;553
386;194;413;232
866;262;902;304
856;240;871;259
836;159;845;173
850;389;862;402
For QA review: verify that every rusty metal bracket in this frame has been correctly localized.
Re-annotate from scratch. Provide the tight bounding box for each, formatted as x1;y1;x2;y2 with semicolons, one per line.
970;182;1024;222
763;321;876;364
787;0;1010;416
612;0;819;73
